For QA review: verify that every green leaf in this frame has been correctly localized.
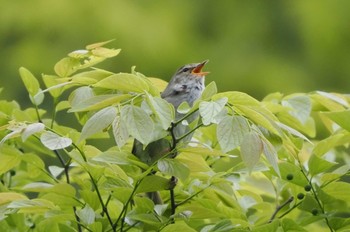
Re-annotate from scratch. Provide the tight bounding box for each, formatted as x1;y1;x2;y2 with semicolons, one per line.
85;39;116;50
177;101;191;114
158;158;190;181
321;110;350;132
279;162;309;187
91;47;121;58
40;131;72;150
0;192;28;205
76;204;95;225
69;94;131;112
322;182;350;202
213;91;260;106
261;137;280;177
199;98;227;125
282;95;311;124
308;154;336;176
313;132;350;156
54;57;80;77
162;221;196;232
146;94;175;130
79;106;116;141
235;105;280;135
200;81;217;100
93;73;149;93
0;145;22;175
316;91;349;107
21;122;45;142
93;151;148;170
8;199;57;213
217;115;250;153
241;132;263;172
112;116;129;148
120;105;154;145
19;67;40;97
136;175;171;193
69;86;95;109
281;218;307;232
275;121;312;143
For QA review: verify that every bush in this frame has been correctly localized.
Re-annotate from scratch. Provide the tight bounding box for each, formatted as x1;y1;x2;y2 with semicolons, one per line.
0;41;349;231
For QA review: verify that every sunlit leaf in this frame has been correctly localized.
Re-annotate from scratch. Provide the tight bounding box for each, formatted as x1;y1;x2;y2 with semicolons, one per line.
54;57;80;77
86;39;116;50
76;204;95;225
322;182;350;202
21;122;45;142
93;73;149;93
158;158;190;181
261;137;280;177
120;105;154;145
217;115;249;153
321;110;350;132
199;97;227;125
201;81;217;100
0;192;28;205
136;175;171;193
19;67;40;97
213;91;260;106
69;94;131;112
147;77;168;92
91;47;121;58
162;221;196;232
146;94;175;130
40;131;72;150
282;95;311;124
308;154;336;176
241;132;263;173
79;106;116;142
112;116;129;148
0;146;22;175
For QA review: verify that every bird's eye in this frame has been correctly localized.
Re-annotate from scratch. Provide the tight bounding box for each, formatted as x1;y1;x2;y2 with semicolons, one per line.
182;67;190;72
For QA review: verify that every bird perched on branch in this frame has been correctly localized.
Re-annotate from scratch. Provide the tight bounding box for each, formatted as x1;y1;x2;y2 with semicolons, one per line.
132;60;209;204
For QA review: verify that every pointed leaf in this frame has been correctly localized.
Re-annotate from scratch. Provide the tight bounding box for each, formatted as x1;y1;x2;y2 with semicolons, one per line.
54;57;80;77
40;131;72;150
308;154;336;176
69;94;131;112
158;158;190;181
217;115;250;153
199;98;227;125
136;175;171;193
120;105;154;145
21;123;45;142
282;95;311;124
76;204;95;225
261;137;280;177
200;81;217;100
241;132;263;172
0;192;28;205
86;39;116;50
146;94;175;129
93;73;149;93
79;106;116;141
321;110;350;132
19;67;40;96
112;116;129;148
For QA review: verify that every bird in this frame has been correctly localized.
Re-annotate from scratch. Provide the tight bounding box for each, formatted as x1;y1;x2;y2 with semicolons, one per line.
132;60;209;204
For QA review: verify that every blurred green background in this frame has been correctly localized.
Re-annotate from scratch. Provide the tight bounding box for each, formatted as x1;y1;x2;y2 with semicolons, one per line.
1;0;350;105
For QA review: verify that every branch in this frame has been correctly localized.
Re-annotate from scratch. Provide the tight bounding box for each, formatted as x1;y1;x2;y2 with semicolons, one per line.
268;196;294;223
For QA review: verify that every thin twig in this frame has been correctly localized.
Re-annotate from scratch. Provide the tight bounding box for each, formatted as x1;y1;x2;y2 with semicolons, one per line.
268;196;294;223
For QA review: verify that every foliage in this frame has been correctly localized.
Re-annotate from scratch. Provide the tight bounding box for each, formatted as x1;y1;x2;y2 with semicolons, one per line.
0;41;349;232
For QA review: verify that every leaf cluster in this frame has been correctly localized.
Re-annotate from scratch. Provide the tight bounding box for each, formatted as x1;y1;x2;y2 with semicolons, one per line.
0;41;349;232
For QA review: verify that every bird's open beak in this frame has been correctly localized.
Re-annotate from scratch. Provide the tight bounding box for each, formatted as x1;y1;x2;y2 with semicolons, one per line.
192;60;209;77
